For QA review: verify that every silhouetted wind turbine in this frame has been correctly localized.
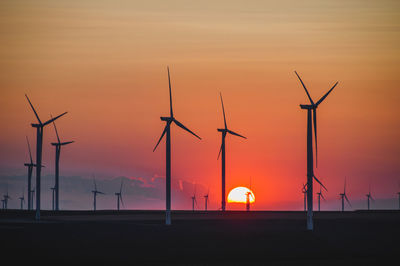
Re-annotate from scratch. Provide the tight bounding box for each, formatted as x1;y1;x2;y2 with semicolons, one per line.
204;188;209;211
3;187;11;210
91;177;104;211
50;117;74;211
115;179;124;211
302;183;307;211
25;94;67;220
295;71;337;230
366;183;374;210
19;191;25;210
191;185;197;212
246;177;253;211
339;177;351;212
316;185;325;212
24;137;36;210
217;93;246;211
153;67;201;225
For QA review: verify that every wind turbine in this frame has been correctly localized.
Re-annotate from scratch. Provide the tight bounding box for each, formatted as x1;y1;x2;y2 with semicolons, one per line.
204;188;209;211
115;179;124;211
339;177;351;212
91;177;104;211
217;93;247;211
24;137;36;210
191;184;197;212
295;71;337;230
302;183;307;211
153;67;201;225
19;191;25;210
25;94;67;220
316;185;325;212
50;187;56;211
50;117;74;211
366;183;374;210
246;177;253;212
3;188;11;210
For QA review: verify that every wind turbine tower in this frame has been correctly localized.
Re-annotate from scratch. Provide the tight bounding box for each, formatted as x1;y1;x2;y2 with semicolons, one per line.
339;177;351;212
50;187;56;211
51;117;74;211
217;93;247;211
115;179;124;211
295;71;336;230
153;67;201;225
91;177;104;211
25;94;67;220
316;185;325;211
204;188;209;211
24;137;36;210
19;191;25;210
191;185;197;212
366;183;374;210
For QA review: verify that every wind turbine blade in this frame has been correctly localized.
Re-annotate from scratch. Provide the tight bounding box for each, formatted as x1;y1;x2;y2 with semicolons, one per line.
217;142;223;160
167;66;173;118
315;82;338;106
220;92;227;129
313;109;318;168
26;136;33;164
51;115;61;143
173;119;201;140
313;175;327;191
294;71;314;105
25;94;42;124
120;194;125;207
345;195;351;207
60;141;74;145
227;129;246;139
321;193;326;201
153;123;169;152
42;112;67;126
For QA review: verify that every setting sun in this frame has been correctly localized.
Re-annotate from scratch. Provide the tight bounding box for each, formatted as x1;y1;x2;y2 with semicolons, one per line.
227;187;255;204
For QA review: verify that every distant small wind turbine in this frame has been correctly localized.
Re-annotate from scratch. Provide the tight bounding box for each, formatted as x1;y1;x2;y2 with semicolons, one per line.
217;93;247;212
191;185;197;212
51;116;74;211
366;183;374;211
302;183;307;211
50;187;56;211
153;67;201;225
204;188;209;211
339;177;351;212
19;191;25;210
246;177;253;212
25;94;67;220
295;71;336;230
115;179;124;211
24;137;36;211
91;177;104;211
316;185;325;212
3;188;11;210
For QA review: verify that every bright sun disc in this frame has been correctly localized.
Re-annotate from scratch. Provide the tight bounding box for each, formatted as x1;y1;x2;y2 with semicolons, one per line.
227;187;255;203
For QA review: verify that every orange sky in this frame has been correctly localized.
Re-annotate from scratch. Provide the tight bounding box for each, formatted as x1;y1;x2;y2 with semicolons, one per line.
0;0;399;210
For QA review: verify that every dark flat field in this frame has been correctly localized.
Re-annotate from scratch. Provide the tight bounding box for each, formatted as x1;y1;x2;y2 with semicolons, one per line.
1;210;399;265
